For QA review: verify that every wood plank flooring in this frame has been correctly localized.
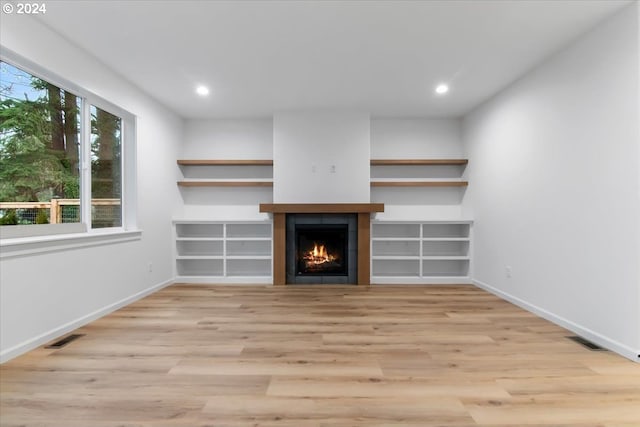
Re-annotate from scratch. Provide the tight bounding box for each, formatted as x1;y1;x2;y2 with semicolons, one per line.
1;284;639;426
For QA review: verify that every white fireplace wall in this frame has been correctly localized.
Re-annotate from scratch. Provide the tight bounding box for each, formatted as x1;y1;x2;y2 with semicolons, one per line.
273;112;371;203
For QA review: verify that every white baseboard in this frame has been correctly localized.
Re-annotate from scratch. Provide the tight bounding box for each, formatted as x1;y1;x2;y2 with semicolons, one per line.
473;279;640;363
0;278;175;364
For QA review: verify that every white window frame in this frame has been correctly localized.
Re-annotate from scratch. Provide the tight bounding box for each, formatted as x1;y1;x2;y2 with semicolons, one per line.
0;48;139;256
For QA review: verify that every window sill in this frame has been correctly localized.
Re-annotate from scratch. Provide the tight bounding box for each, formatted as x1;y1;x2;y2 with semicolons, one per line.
0;229;143;259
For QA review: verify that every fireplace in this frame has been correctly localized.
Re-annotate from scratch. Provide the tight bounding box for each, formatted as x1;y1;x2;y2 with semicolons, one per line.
296;225;348;276
286;214;357;284
259;203;385;285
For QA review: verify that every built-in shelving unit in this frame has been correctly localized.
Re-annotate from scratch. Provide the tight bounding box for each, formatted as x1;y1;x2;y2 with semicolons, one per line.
177;159;274;187
174;221;272;284
370;220;472;284
370;159;468;187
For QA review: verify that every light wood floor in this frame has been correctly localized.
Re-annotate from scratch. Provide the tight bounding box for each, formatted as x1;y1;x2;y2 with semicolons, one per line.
1;284;639;426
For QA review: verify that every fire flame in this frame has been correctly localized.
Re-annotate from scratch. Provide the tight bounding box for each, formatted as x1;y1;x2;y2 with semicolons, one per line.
303;243;336;265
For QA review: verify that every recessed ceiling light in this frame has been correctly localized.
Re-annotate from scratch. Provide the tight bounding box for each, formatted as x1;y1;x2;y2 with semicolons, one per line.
195;85;210;96
435;83;449;95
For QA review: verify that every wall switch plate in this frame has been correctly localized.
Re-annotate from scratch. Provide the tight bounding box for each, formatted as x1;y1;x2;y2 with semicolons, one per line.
505;266;512;278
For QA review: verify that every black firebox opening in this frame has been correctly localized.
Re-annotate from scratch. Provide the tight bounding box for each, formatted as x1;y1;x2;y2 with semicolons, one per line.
295;225;348;276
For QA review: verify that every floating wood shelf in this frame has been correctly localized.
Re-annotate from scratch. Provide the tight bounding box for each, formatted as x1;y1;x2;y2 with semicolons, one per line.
370;159;468;166
177;160;273;166
178;181;273;187
259;203;384;213
371;181;468;187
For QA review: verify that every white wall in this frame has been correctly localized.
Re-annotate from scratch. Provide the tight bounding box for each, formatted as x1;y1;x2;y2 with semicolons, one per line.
371;118;463;159
463;4;640;360
0;15;183;361
182;119;273;159
178;119;273;220
371;118;467;220
273;112;370;203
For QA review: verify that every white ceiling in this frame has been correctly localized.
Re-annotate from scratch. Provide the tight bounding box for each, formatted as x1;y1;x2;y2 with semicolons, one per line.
38;0;631;119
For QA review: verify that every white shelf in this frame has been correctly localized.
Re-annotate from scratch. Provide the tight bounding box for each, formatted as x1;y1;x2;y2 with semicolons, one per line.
421;237;470;242
178;272;225;278
175;221;273;282
372;272;421;278
176;258;224;277
226;255;272;260
227;223;271;238
225;237;272;241
371;223;420;239
371;220;472;283
372;237;421;242
176;237;224;242
177;255;224;260
422;240;469;256
175;276;273;284
423;223;470;238
175;223;223;238
422;272;469;277
371;276;470;285
227;258;271;277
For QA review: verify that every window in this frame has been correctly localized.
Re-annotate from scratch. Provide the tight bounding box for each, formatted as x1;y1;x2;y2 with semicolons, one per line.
0;61;81;226
90;105;122;229
0;55;135;238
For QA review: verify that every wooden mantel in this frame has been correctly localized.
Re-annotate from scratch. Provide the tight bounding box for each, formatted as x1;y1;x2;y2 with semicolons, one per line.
259;203;384;214
259;203;384;286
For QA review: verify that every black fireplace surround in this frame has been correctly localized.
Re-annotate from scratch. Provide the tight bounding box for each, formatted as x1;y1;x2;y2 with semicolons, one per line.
286;214;357;284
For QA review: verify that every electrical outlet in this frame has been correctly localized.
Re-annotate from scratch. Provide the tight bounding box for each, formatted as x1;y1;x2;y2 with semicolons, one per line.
330;165;336;173
505;266;512;278
148;262;153;273
311;164;317;173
